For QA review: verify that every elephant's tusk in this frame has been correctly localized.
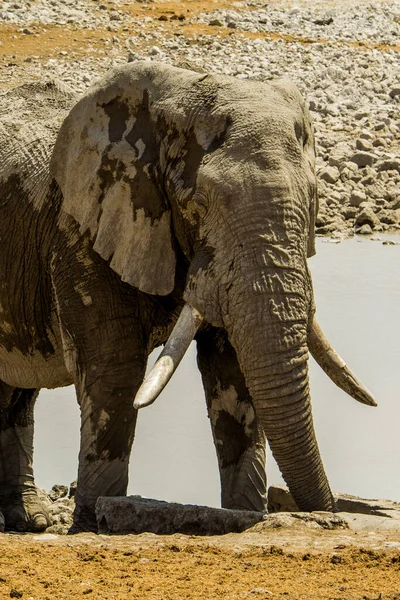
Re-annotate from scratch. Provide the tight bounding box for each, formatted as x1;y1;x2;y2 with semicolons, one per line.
133;304;204;409
308;317;377;407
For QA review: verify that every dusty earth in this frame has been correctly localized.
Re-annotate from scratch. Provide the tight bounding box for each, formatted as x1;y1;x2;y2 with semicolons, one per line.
1;0;400;598
1;525;400;599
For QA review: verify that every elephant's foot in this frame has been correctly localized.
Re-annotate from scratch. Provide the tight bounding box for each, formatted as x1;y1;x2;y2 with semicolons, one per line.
69;503;98;534
0;491;50;532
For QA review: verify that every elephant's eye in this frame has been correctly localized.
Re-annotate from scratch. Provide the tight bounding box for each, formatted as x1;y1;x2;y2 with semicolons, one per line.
193;194;209;218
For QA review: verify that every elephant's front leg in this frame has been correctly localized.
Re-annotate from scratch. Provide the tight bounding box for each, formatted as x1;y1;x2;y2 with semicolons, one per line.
196;328;267;513
71;343;146;532
0;382;49;531
52;232;149;532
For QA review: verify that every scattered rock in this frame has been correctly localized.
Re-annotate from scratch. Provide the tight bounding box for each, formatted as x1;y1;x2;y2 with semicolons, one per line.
328;142;352;168
350;152;376;168
357;223;373;235
343;206;357;220
319;166;340;184
356;138;373;152
313;17;333;26
209;18;224;27
376;159;400;173
349;189;367;207
48;484;68;501
355;206;380;229
330;553;342;564
69;481;77;498
377;209;399;225
149;45;162;56
268;486;400;520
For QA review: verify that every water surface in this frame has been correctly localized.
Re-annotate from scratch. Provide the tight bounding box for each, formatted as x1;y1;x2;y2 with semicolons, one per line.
34;236;400;505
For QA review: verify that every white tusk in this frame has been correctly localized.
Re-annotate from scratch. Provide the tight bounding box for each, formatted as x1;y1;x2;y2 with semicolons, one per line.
308;317;377;407
134;304;204;409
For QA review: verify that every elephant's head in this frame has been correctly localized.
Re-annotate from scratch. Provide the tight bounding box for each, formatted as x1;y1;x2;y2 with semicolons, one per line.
50;61;375;512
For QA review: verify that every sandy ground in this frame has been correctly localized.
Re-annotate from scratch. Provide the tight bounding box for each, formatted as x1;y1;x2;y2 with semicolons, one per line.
1;0;400;597
1;527;400;599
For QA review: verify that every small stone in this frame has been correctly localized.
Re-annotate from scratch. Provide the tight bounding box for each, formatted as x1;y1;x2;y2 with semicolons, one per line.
149;46;162;56
389;88;400;99
158;14;168;21
340;160;358;174
376;159;400;173
330;553;342;564
49;484;68;501
355;109;370;120
355;206;380;229
209;19;224;26
313;17;334;25
377;210;399;225
350;152;376;168
69;481;77;498
10;591;23;599
372;138;386;148
356;138;373;152
349;189;366;207
357;224;373;235
343;206;357;220
22;28;33;35
319;166;340;184
328;142;352;168
390;198;400;210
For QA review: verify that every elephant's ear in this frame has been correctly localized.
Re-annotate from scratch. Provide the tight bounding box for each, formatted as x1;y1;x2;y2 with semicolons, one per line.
271;77;318;257
307;184;318;258
50;84;176;296
304;117;318;259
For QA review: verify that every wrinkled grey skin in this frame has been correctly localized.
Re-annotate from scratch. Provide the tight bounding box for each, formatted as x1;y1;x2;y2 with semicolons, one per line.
0;61;331;533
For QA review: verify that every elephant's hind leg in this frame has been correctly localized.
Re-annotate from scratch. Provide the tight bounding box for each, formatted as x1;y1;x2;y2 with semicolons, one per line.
0;382;49;531
196;328;267;513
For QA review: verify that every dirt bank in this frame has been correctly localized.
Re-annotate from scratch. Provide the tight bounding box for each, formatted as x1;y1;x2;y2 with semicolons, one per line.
1;526;400;599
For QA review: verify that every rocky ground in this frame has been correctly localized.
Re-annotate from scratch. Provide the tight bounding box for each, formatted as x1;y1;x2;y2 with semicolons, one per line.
1;0;400;597
1;0;400;239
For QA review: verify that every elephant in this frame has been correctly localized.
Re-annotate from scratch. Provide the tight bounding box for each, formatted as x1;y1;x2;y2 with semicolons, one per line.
0;61;376;533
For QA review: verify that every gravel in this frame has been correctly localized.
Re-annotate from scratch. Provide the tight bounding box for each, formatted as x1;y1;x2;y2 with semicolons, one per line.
1;0;400;237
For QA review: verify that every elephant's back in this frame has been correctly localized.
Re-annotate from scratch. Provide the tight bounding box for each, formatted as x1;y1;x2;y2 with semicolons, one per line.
0;80;77;185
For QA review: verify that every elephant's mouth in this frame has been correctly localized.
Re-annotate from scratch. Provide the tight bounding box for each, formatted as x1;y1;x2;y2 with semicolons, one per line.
133;302;376;410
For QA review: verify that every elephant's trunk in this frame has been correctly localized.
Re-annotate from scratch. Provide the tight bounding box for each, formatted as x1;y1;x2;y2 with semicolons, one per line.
224;275;336;512
241;345;334;511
